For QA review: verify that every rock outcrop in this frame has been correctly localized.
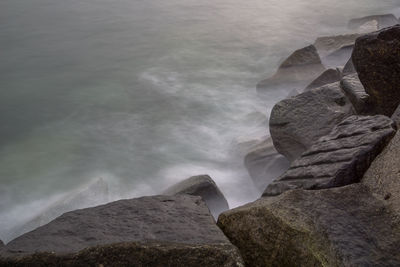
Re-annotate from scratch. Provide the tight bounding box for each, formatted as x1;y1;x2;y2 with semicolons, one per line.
162;175;229;218
340;73;371;114
305;68;341;91
0;195;244;266
348;14;399;31
244;138;290;191
352;25;400;116
269;82;355;161
256;45;325;98
264;115;395;196
218;184;400;267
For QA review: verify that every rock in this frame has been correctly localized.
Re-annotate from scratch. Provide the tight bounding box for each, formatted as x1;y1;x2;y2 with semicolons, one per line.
218;184;400;266
305;68;341;91
162;175;229;218
391;105;400;129
0;240;3;249
0;195;244;266
256;45;325;98
314;34;360;57
264;115;396;197
7;178;109;243
342;57;356;75
363;130;400;217
323;44;354;68
244;138;290;191
352;25;400;116
269;82;355;161
340;73;372;114
348;14;399;31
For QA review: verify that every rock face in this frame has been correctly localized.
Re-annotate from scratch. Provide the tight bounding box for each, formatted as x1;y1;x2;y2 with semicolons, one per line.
391;105;400;129
363;131;400;217
244;138;290;191
218;184;400;267
348;14;399;31
340;73;371;114
162;175;229;218
269;82;355;161
0;195;244;266
305;68;341;91
264;115;396;197
352;25;400;116
257;45;325;98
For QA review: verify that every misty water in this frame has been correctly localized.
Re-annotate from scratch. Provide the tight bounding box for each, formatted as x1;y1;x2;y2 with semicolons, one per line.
0;0;399;242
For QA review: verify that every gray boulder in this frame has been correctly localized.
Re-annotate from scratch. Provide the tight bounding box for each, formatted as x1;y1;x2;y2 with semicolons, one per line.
348;14;399;31
305;68;341;91
352;25;400;116
391;105;400;129
218;184;400;266
244;138;290;192
340;73;372;114
323;44;354;68
269;82;355;162
264;115;396;197
0;195;244;267
342;57;356;75
162;175;229;218
257;45;325;98
314;34;360;57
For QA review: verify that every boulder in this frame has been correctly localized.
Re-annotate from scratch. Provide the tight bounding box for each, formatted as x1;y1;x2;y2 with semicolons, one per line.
244;138;290;191
391;104;400;129
340;73;372;114
162;175;229;218
363;130;400;217
218;184;400;266
323;44;354;68
269;82;355;161
352;25;400;116
264;115;396;197
342;57;356;76
314;34;360;57
0;195;244;266
305;68;341;91
256;45;325;98
348;14;399;31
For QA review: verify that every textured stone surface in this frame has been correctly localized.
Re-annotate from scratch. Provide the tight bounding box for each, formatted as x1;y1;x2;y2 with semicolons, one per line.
348;14;399;31
218;185;400;267
244;138;290;191
162;175;229;218
305;68;341;91
352;25;400;116
1;195;244;266
269;82;355;161
340;73;371;114
257;45;325;98
265;115;395;196
363;131;400;218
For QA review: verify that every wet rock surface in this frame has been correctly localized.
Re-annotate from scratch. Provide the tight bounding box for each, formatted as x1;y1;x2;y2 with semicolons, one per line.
256;45;325;98
269;82;355;162
218;184;400;267
340;73;371;114
352;25;400;116
244;138;290;191
162;175;229;218
0;195;244;266
264;115;395;196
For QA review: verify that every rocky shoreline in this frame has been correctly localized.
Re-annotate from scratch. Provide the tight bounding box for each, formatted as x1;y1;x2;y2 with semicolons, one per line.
1;13;400;267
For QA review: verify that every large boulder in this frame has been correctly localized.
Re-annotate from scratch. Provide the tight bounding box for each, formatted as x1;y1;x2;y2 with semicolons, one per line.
0;195;244;266
162;175;229;218
264;115;395;197
244;138;290;191
256;45;325;98
314;34;361;57
340;73;372;114
323;44;354;68
348;14;399;31
218;184;400;266
352;25;400;116
342;57;356;76
391;104;400;129
269;82;355;161
363;130;400;217
305;68;342;91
